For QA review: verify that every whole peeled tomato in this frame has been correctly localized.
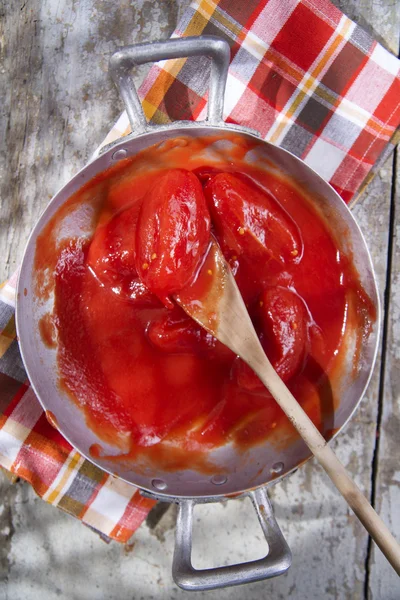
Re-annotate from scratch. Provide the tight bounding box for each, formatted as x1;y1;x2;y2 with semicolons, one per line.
233;286;309;392
136;169;211;307
260;286;309;380
86;202;160;307
204;172;302;264
87;203;140;284
147;305;234;361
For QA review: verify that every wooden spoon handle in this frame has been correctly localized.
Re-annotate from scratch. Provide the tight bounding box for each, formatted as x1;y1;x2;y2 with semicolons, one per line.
250;352;400;575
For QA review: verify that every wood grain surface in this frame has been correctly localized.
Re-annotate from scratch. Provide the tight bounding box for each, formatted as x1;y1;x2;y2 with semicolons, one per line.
0;1;399;598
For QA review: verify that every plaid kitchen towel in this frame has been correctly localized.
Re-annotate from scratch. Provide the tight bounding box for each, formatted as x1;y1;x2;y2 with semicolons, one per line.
103;0;400;205
1;0;399;542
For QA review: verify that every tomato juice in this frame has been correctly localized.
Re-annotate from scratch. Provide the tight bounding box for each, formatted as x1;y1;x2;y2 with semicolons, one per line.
34;134;375;471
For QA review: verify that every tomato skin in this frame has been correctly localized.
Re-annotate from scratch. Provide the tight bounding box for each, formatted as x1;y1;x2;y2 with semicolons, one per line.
192;166;222;186
232;286;309;391
148;306;234;361
136;169;211;307
232;359;266;393
148;307;215;354
260;286;308;379
87;203;140;284
204;172;302;264
87;202;162;307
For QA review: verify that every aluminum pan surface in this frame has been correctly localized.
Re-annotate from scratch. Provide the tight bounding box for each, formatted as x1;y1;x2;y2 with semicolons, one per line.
16;125;380;498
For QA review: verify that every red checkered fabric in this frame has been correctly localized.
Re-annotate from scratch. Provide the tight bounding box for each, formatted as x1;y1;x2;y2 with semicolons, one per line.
1;0;399;542
104;0;400;204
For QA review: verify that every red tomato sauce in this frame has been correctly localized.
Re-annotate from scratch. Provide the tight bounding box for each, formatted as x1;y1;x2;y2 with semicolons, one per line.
34;134;375;471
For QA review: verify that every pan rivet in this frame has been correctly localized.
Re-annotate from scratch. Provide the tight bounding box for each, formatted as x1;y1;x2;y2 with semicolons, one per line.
211;474;227;485
271;462;284;474
151;478;167;491
112;148;128;161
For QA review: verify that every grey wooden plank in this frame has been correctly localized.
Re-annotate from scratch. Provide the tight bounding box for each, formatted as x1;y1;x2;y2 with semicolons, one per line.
334;1;400;597
368;148;400;599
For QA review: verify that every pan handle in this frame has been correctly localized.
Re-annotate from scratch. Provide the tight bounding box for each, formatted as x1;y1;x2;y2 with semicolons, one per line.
172;487;292;591
109;36;230;134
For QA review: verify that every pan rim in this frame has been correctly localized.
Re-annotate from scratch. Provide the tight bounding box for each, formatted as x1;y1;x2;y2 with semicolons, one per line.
15;123;381;499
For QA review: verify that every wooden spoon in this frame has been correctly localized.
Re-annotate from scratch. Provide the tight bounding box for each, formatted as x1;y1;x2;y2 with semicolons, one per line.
175;238;400;575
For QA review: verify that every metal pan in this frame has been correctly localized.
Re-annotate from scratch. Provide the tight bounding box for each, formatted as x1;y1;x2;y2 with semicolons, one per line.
16;36;380;591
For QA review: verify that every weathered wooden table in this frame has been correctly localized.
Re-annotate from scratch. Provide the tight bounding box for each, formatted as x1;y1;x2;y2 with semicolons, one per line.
1;1;399;598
